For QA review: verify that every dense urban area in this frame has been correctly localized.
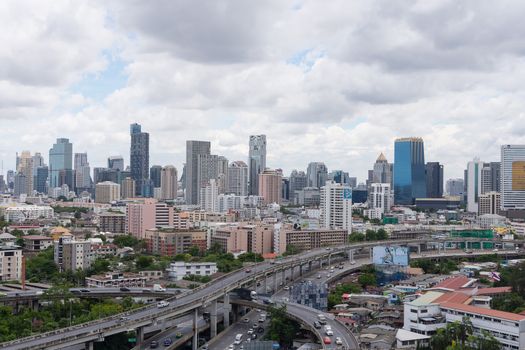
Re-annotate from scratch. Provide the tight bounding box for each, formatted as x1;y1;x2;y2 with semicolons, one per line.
0;130;522;350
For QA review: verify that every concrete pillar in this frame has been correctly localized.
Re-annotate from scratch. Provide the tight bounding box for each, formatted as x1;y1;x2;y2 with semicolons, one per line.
328;254;331;266
223;293;230;328
136;326;144;346
290;266;294;281
263;274;268;293
281;269;285;286
193;308;199;350
210;299;218;338
273;273;277;291
299;264;303;277
370;248;373;260
417;245;421;255
85;341;94;350
232;304;239;323
308;261;312;271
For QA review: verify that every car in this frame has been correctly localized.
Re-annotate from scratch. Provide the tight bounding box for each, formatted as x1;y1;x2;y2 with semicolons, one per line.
245;269;252;273
253;323;258;329
350;261;356;265
163;337;173;346
119;316;129;321
326;330;334;336
252;333;257;339
326;247;331;251
335;337;343;345
202;345;209;350
72;290;81;294
493;248;499;252
323;337;332;345
324;325;332;331
317;274;321;279
120;287;130;292
258;317;265;323
247;329;254;335
243;318;250;323
313;321;321;329
176;333;183;339
157;301;170;308
228;345;234;350
142;288;151;292
283;286;289;290
150;340;159;348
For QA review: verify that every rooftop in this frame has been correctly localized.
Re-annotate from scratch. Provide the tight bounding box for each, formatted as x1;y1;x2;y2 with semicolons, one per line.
433;276;474;291
440;302;525;322
411;291;443;306
476;287;512;295
24;235;52;240
396;329;430;342
435;292;471;304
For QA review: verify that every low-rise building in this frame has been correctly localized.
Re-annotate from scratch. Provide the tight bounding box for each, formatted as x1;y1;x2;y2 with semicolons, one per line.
0;244;22;281
98;211;126;234
5;205;54;222
54;236;92;271
276;226;347;255
86;272;147;288
166;261;218;281
144;228;193;256
23;235;53;253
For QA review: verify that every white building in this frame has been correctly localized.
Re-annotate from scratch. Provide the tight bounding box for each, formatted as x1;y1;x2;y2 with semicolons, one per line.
160;165;178;200
166;261;218;281
218;194;243;212
368;183;392;218
466;159;485;213
228;161;248;196
320;181;352;233
478;213;506;229
0;244;23;281
54;236;92;271
200;179;218;212
501;145;525;210
4;205;54;222
403;291;446;336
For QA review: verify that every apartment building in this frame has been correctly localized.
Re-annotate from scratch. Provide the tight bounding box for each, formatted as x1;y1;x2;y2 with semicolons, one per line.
210;223;273;254
166;261;218;280
144;228;193;256
86;272;147;288
276;226;347;255
0;244;22;281
98;211;126;233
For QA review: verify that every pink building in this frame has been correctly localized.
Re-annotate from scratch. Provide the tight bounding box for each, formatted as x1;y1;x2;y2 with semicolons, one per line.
258;169;282;205
210;223;273;254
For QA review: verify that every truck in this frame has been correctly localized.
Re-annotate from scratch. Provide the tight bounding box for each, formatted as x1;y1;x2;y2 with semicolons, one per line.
153;284;166;292
317;314;327;325
233;288;257;301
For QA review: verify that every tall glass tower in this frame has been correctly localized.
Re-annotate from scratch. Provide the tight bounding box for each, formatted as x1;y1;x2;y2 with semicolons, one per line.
130;123;149;196
49;138;73;189
393;137;426;205
248;135;266;195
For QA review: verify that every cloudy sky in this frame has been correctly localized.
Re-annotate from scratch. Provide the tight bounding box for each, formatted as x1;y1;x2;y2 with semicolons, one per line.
2;0;525;182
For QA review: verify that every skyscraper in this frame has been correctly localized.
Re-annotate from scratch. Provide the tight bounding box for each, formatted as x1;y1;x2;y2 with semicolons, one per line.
289;170;307;202
74;153;91;191
328;170;351;186
372;153;393;185
320;181;352;233
17;151;33;195
248;135;266;195
466;159;484;212
217;156;229;194
197;154;219;205
35;166;49;194
49;138;73;189
306;162;328;188
160;165;178;200
200;179;218;212
446;178;464;197
228;161;248;196
130;123;149;196
121;177;136;199
425;162;444;198
258;169;282;205
186;140;211;205
501;145;525;211
108;156;124;171
150;165;162;188
393;137;426;205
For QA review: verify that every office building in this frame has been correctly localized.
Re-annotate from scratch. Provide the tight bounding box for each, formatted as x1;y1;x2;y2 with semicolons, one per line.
6;170;14;191
186;141;211;205
281;177;290;201
394;137;426;205
197;154;219;203
466;159;486;212
17;151;34;195
130;123;149;196
367;183;392;219
228;161;248;196
54;236;92;271
320;181;352;233
328;170;351;186
23;235;53;254
289;170;307;202
425;162;444;198
446;178;464;197
211;224;273;254
121;177;136;199
150;165;162;188
372;153;393;185
95;181;120;203
13;173;27;197
478;191;501;215
200;179;219;212
258;169;282;205
306;162;328;188
31;152;44;175
160;165;178;200
248;135;267;195
49;138;73;189
0;245;23;281
34;166;48;194
144;228;193;256
217;156;229;194
294;187;321;206
167;262;218;281
501;145;525;211
489;162;501;193
74;152;91;191
107;156;124;171
276;226;347;255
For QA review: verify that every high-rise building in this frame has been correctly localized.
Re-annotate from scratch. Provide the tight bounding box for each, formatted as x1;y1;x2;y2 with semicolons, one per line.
31;152;45;178
446;178;464;197
320;181;352;233
367;183;392;219
289;170;307;202
466;159;485;213
95;181;120;203
228;161;248;196
160;165;178;200
393;137;426;205
258;169;282;205
35;166;49;194
372;153;393;186
425;162;444;198
248;135;267;195
478;191;501;215
13;173;26;197
121;177;136;199
197;154;219;204
490;162;501;193
130;123;149;196
74;152;91;191
282;177;290;201
108;156;124;171
501;145;525;211
185;140;211;205
49;138;73;189
307;162;328;188
479;162;501;194
150;165;162;188
217;156;229;194
6;170;15;191
17;151;33;195
328;170;351;186
200;179;218;212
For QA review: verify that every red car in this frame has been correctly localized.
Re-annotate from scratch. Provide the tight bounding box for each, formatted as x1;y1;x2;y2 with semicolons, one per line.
323;337;332;345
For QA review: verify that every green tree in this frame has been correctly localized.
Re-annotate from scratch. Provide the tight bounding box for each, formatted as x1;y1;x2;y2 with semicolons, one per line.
266;305;299;348
112;235;140;248
26;247;59;282
365;229;377;241
348;232;365;242
358;273;377;288
328;283;362;309
492;293;525;313
376;228;388;240
283;244;299;256
88;259;111;275
74;211;82;219
135;255;154;270
188;245;201;257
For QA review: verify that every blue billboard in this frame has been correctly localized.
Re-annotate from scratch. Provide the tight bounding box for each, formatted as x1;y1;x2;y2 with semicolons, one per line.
373;246;409;266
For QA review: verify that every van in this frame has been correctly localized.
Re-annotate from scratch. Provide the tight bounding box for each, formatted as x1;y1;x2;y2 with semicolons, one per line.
234;334;243;345
157;300;170;308
317;314;327;325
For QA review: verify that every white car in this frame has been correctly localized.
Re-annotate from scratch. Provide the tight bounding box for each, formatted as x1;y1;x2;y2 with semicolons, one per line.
284;286;289;290
325;330;334;336
228;345;234;350
247;329;254;335
243;318;250;323
335;337;343;345
324;325;332;331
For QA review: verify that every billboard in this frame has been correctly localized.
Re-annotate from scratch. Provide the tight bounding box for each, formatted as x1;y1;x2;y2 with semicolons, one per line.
513;161;525;190
373;246;409;266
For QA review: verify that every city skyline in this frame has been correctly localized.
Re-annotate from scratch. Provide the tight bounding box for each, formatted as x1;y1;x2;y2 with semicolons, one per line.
2;1;525;181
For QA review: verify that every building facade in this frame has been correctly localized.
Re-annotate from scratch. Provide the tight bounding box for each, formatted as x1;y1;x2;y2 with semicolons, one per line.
95;181;120;203
320;181;352;233
306;162;328;188
501;145;525;211
49;138;73;189
130;123;150;196
167;261;218;281
394;137;426;205
228;161;249;196
425;162;444;198
160;165;178;200
186;141;211;205
258;169;282;205
248;135;267;195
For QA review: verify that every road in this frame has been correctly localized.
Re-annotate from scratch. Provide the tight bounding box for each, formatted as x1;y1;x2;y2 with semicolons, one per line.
208;310;269;350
